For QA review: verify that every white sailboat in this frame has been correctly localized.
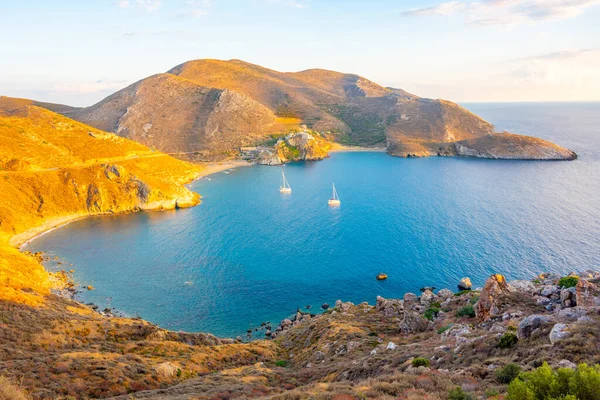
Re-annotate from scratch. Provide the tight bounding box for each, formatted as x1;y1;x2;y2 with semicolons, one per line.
279;170;292;193
328;183;340;206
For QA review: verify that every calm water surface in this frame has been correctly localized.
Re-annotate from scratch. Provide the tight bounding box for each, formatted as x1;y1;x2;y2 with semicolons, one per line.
27;103;600;337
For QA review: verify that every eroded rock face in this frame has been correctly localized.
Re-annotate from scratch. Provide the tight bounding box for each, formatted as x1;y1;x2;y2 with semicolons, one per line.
476;274;511;322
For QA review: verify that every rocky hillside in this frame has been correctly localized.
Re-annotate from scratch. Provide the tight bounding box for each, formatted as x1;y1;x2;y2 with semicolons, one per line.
47;59;576;161
0;96;202;306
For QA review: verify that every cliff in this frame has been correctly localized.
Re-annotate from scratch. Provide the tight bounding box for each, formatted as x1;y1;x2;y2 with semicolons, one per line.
43;59;576;161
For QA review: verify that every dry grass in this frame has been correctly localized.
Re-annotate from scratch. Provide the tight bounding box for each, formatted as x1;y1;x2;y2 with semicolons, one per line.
0;376;29;400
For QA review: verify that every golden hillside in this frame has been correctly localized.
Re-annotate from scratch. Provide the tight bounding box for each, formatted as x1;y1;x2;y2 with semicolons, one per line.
0;97;203;306
51;59;576;161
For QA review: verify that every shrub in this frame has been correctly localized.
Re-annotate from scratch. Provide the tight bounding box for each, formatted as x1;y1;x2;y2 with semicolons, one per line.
448;386;473;400
469;295;480;305
275;360;288;367
499;333;519;349
438;324;452;334
507;362;600;400
456;305;476;318
496;363;522;384
558;276;579;289
412;357;430;368
424;306;441;321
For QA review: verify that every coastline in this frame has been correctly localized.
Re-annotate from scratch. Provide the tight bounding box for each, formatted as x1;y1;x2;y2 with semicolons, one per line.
11;160;254;250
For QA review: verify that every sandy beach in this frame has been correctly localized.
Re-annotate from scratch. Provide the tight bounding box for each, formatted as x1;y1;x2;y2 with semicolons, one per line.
329;144;387;152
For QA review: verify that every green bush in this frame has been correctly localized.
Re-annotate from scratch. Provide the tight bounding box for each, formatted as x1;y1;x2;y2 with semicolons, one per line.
469;295;480;305
438;324;452;334
448;386;473;400
456;305;476;318
424;305;441;321
275;360;288;367
499;333;519;349
558;276;579;289
507;362;600;400
412;357;430;368
496;363;522;384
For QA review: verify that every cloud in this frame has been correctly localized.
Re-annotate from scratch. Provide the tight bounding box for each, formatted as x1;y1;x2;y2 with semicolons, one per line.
503;49;600;87
176;0;211;18
404;0;600;26
266;0;308;9
117;0;162;12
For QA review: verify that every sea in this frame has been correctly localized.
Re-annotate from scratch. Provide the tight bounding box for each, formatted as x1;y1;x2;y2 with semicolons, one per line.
26;102;600;338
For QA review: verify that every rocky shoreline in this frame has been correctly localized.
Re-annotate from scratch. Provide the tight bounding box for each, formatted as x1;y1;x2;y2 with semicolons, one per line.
270;269;600;348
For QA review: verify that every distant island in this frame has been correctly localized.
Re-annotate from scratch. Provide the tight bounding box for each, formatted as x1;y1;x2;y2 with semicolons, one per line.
32;59;576;162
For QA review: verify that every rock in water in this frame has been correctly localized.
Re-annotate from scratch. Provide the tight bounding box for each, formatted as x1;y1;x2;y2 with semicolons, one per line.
458;277;472;291
476;274;511;322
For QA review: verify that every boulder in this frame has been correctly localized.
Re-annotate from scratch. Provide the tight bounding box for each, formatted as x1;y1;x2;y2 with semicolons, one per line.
576;279;600;307
376;296;404;318
560;287;577;307
399;311;432;334
420;290;436;306
518;315;551;339
541;285;559;297
458;277;472;291
441;324;472;341
437;288;454;299
476;274;511;322
549;323;572;345
404;292;418;303
557;359;577;369
386;342;398;350
509;280;536;294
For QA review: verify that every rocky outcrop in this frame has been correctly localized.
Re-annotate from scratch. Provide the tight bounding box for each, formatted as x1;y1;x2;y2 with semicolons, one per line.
256;130;332;165
476;274;511;322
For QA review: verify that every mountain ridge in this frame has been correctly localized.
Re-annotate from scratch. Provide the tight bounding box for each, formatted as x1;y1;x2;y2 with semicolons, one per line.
37;59;576;162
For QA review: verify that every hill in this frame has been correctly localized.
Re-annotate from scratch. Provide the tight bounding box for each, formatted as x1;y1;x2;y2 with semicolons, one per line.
0;96;203;305
53;59;576;161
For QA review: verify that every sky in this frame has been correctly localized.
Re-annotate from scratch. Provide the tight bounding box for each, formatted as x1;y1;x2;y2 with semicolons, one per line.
1;0;599;106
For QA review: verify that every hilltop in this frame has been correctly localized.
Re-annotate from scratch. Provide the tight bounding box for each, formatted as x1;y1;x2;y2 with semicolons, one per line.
48;59;576;161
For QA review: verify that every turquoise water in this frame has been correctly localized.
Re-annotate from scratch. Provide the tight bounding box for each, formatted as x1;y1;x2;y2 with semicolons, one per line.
27;103;600;338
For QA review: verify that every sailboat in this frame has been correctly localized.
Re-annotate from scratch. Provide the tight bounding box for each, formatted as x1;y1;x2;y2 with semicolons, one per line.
279;170;292;193
328;183;341;206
